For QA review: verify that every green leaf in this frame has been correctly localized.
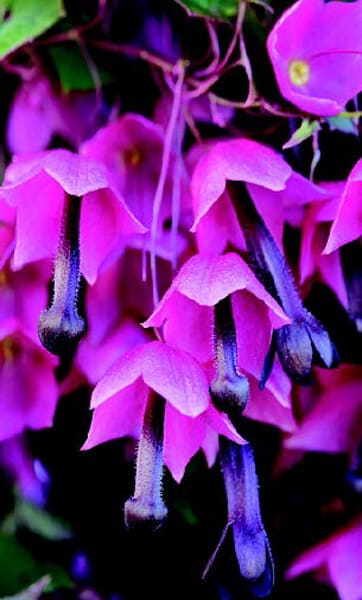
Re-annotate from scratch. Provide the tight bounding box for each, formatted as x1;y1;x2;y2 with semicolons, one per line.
283;118;321;150
173;500;198;526
48;43;111;93
175;0;239;19
15;499;72;541
0;534;43;595
42;565;73;592
0;533;73;596
0;513;17;536
327;115;359;135
0;0;65;60
244;7;267;44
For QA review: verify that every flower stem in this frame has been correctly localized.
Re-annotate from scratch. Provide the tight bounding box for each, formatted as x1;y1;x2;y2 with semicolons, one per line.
38;195;85;358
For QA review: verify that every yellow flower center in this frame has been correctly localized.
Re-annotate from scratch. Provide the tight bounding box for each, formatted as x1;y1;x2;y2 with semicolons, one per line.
288;60;310;86
124;147;142;167
0;337;15;362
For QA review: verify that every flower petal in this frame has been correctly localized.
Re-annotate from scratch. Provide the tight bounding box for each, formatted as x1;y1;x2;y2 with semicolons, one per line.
191;139;291;231
285;372;362;454
324;159;362;254
163;403;206;483
80;188;146;284
91;341;209;417
83;379;148;449
141;342;210;417
144;253;289;329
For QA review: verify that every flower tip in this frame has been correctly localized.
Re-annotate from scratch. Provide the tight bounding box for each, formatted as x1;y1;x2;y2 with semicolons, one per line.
38;308;85;357
356;317;362;334
124;496;168;531
233;524;274;598
304;313;339;369
259;340;276;390
210;373;249;414
275;323;313;385
245;541;274;599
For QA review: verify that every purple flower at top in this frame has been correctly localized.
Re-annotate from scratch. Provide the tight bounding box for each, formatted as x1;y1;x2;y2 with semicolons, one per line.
7;73;103;155
267;0;362;116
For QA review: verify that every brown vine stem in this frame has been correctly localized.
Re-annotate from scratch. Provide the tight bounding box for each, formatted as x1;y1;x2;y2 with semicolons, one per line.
209;93;301;118
88;39;177;75
36;0;107;46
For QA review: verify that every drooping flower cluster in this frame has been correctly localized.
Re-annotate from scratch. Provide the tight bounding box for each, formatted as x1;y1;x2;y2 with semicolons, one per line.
0;0;361;598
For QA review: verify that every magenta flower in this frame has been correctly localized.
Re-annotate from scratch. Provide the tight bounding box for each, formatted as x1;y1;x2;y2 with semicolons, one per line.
299;162;362;333
7;73;102;155
76;260;150;385
0;261;50;343
144;252;295;432
1;149;146;284
300;182;347;307
0;322;58;441
286;516;362;600
247;171;329;250
284;364;362;457
0;198;16;269
6;75;56;155
81;113;192;268
0;149;147;355
190;138;328;251
228;182;338;384
300;177;362;331
143;252;289;353
190;138;337;383
190;138;292;254
76;316;148;386
267;0;362;116
81;113;168;224
83;340;243;483
324;158;362;254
